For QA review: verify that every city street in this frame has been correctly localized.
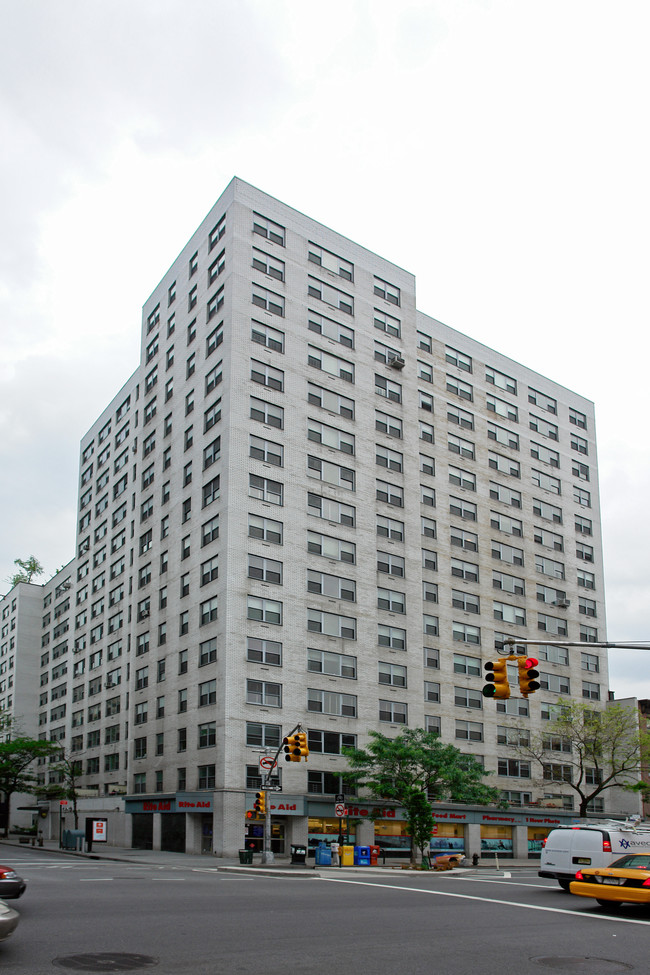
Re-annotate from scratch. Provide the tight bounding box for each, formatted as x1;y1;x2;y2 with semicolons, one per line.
0;847;648;974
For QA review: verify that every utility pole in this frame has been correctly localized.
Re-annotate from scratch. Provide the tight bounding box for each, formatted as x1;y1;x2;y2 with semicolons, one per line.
258;723;309;865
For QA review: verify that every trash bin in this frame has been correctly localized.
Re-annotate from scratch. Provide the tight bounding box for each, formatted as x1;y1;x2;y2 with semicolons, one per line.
340;844;354;866
314;842;331;866
354;845;371;866
238;849;253;865
290;845;307;865
369;845;380;866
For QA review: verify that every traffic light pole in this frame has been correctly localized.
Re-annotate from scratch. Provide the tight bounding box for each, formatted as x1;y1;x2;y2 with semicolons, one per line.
259;722;307;865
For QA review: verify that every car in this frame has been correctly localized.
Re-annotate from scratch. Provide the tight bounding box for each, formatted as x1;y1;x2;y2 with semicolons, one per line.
0;867;26;900
0;900;19;942
570;852;650;909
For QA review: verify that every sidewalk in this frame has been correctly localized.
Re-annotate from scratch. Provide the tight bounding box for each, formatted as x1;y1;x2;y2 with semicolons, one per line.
0;837;538;876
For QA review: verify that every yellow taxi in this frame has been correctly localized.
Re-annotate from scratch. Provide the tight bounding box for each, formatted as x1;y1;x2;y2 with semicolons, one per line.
570;852;650;908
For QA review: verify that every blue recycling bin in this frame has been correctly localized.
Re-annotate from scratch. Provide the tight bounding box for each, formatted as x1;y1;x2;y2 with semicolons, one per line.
314;842;331;866
354;845;371;866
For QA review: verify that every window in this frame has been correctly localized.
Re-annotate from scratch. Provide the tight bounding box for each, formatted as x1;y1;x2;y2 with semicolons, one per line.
202;514;220;546
375;374;401;403
451;527;478;552
487;394;517;422
580;623;598;643
252;284;284;317
253;212;285;246
488;422;520;450
250;397;284;429
456;720;483;742
248;554;282;585
498;759;531;779
198;765;216;789
378;515;405;540
309;571;356;601
494;601;526;625
246;679;281;707
377;480;404;507
247;722;282;749
573;461;590;482
532;469;561;495
379;700;407;724
308;346;354;383
573;486;591;508
446;375;473;401
307;493;355;527
199;597;218;625
198;722;216;748
449;466;476;491
247;597;282;625
452;622;480;645
450;497;477;521
377;587;405;613
528;388;557;414
452;590;480;614
486;367;517;394
569;407;587;429
308;610;356;639
247;637;282;666
447;403;474;430
249;474;283;506
451;558;479;582
493;571;525;595
205;365;223;397
534;526;564;551
531;442;560;467
448;434;475;459
250;435;284;467
377;551;404;577
373;276;400;306
530;414;559;440
575;515;592;536
309;420;355;455
375;411;403;440
453;653;481;676
489;452;520;478
251;359;284;391
419;421;435;444
308;383;354;420
308;310;354;348
308;531;355;563
199;679;217;706
375;309;401;338
579;596;597;618
308;689;357;717
249;513;283;545
206;322;223;357
576;542;594;563
251;319;284;353
203;437;221;470
376;445;402;472
253;247;285;281
308;648;357;678
538;614;568;636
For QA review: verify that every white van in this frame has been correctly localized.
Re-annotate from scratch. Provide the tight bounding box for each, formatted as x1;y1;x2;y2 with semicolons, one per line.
539;821;650;890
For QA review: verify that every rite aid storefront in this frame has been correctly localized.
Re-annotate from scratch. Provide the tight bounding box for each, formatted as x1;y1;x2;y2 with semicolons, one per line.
125;794;216;854
307;801;573;860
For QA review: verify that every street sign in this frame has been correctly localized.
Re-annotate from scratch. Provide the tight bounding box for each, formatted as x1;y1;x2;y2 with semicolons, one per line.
335;803;346;818
335;793;345;803
259;756;277;772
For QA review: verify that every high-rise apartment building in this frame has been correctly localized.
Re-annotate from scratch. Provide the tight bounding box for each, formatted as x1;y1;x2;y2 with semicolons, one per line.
14;178;613;855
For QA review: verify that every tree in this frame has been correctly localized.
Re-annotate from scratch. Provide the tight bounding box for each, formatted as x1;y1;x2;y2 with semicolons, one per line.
34;753;82;829
343;729;500;865
516;700;650;817
8;556;44;587
0;737;60;835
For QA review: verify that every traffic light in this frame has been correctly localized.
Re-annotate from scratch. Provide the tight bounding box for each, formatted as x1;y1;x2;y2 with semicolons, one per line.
283;732;310;761
254;791;266;817
518;656;540;697
482;658;510;699
296;732;309;762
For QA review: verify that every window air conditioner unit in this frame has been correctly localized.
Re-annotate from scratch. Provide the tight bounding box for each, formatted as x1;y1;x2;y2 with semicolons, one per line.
387;353;405;370
555;599;571;608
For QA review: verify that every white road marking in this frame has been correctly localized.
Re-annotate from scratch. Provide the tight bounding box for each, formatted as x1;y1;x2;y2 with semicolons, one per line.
318;876;650;926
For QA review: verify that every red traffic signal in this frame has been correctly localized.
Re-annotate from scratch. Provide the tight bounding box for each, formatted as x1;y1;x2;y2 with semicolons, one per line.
517;656;540;697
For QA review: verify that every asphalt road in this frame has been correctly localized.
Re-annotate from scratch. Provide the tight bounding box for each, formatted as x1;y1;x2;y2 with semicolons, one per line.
1;848;649;975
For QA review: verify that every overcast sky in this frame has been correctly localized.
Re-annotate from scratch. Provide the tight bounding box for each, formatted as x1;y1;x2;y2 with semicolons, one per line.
1;0;648;698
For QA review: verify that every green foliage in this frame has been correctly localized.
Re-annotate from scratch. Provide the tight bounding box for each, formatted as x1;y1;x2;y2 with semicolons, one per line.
343;729;500;863
35;753;82;828
516;700;649;817
8;556;44;587
0;737;60;806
